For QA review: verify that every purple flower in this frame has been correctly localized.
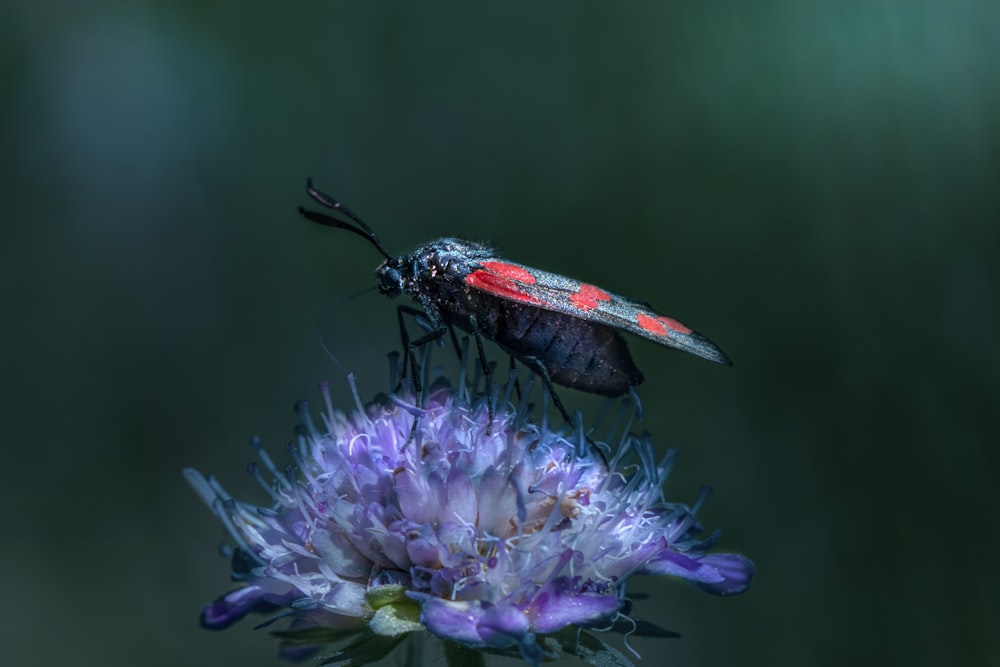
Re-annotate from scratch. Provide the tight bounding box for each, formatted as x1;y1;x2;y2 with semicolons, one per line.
185;371;752;666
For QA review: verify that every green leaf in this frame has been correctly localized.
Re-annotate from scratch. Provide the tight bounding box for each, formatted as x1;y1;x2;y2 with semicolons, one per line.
271;626;362;644
365;584;409;609
369;602;424;637
314;632;408;667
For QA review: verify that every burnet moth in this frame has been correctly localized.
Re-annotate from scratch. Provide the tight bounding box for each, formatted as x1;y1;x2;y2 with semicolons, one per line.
299;179;730;419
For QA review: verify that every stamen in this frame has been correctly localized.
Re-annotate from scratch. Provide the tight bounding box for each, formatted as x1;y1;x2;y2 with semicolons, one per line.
213;498;266;567
246;462;282;504
250;436;293;492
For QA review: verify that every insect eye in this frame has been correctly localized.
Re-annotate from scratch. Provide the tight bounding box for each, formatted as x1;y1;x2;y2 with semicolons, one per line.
377;265;403;296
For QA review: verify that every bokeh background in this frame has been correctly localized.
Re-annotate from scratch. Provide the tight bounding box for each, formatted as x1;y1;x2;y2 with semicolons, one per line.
3;2;997;666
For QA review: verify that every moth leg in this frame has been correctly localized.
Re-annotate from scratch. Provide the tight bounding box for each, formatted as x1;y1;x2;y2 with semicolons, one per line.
395;305;446;390
466;314;495;435
447;324;463;361
395;305;447;445
521;357;608;462
508;355;523;402
519;356;573;426
393;305;421;388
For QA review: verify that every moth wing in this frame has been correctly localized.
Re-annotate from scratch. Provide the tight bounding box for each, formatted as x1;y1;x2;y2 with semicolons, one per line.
466;259;731;366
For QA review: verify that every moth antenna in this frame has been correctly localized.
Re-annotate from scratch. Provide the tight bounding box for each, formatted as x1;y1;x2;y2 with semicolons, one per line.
304;178;376;235
301;178;393;260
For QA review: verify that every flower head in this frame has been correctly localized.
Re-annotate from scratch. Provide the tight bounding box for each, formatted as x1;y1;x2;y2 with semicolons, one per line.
186;369;752;665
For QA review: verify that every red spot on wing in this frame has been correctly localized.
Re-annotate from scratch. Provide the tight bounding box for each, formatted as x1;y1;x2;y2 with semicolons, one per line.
637;313;693;336
479;261;536;285
466;270;542;305
569;284;612;311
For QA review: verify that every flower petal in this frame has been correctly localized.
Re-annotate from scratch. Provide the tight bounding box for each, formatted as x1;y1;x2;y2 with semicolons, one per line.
527;577;622;633
642;551;755;595
201;585;273;630
689;553;756;596
416;597;489;646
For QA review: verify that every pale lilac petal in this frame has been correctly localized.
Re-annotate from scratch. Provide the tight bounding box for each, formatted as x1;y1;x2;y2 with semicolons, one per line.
688;553;756;596
527;577;622;633
642;550;755;595
477;602;531;647
313;529;372;579
200;585;288;630
417;597;486;646
443;467;477;525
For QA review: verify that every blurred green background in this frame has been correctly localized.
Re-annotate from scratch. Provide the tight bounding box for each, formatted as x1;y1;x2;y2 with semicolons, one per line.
3;1;997;665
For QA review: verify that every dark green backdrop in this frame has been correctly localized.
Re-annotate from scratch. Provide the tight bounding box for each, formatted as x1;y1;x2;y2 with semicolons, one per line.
3;2;996;666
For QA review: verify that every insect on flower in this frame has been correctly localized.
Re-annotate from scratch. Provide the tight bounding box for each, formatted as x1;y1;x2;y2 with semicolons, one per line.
298;179;731;417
